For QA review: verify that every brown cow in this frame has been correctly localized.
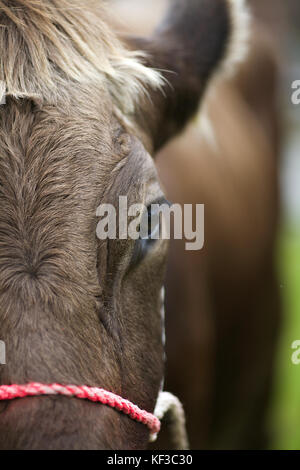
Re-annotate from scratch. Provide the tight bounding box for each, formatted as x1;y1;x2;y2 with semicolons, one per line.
0;0;247;449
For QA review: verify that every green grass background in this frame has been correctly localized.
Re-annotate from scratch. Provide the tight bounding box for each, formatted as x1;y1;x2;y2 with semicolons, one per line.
271;225;300;449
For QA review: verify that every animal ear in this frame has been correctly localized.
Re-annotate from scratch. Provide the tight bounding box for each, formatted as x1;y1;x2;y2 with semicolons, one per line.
132;0;250;151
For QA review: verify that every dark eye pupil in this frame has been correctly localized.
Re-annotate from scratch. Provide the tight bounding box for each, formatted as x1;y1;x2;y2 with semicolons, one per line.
130;198;170;268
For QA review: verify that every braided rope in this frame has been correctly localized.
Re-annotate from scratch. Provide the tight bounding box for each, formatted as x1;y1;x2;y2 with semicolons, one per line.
151;392;189;450
0;383;161;434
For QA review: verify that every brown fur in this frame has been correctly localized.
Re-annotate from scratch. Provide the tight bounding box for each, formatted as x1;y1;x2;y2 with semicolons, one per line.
0;91;167;449
0;0;238;449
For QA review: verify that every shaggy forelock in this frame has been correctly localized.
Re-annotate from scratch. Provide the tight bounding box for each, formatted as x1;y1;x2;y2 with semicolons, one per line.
0;0;163;112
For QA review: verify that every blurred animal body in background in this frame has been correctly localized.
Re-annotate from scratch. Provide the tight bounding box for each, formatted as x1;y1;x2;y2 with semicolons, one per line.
113;0;283;449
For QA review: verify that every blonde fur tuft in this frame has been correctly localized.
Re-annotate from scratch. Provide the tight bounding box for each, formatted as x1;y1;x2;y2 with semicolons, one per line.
0;0;163;112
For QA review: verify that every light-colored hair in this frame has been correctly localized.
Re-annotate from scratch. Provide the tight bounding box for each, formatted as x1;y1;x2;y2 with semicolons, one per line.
0;0;163;112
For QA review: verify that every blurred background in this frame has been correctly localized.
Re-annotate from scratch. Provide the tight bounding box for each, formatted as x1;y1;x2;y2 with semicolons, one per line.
112;0;300;449
270;0;300;450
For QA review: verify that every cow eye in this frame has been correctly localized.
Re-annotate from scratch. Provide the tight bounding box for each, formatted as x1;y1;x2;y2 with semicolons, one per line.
130;198;170;266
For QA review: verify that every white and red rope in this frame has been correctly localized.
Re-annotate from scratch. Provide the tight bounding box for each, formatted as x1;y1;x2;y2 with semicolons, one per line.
0;383;161;435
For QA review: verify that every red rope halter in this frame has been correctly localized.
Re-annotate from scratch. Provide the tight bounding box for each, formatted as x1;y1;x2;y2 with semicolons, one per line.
0;383;161;434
